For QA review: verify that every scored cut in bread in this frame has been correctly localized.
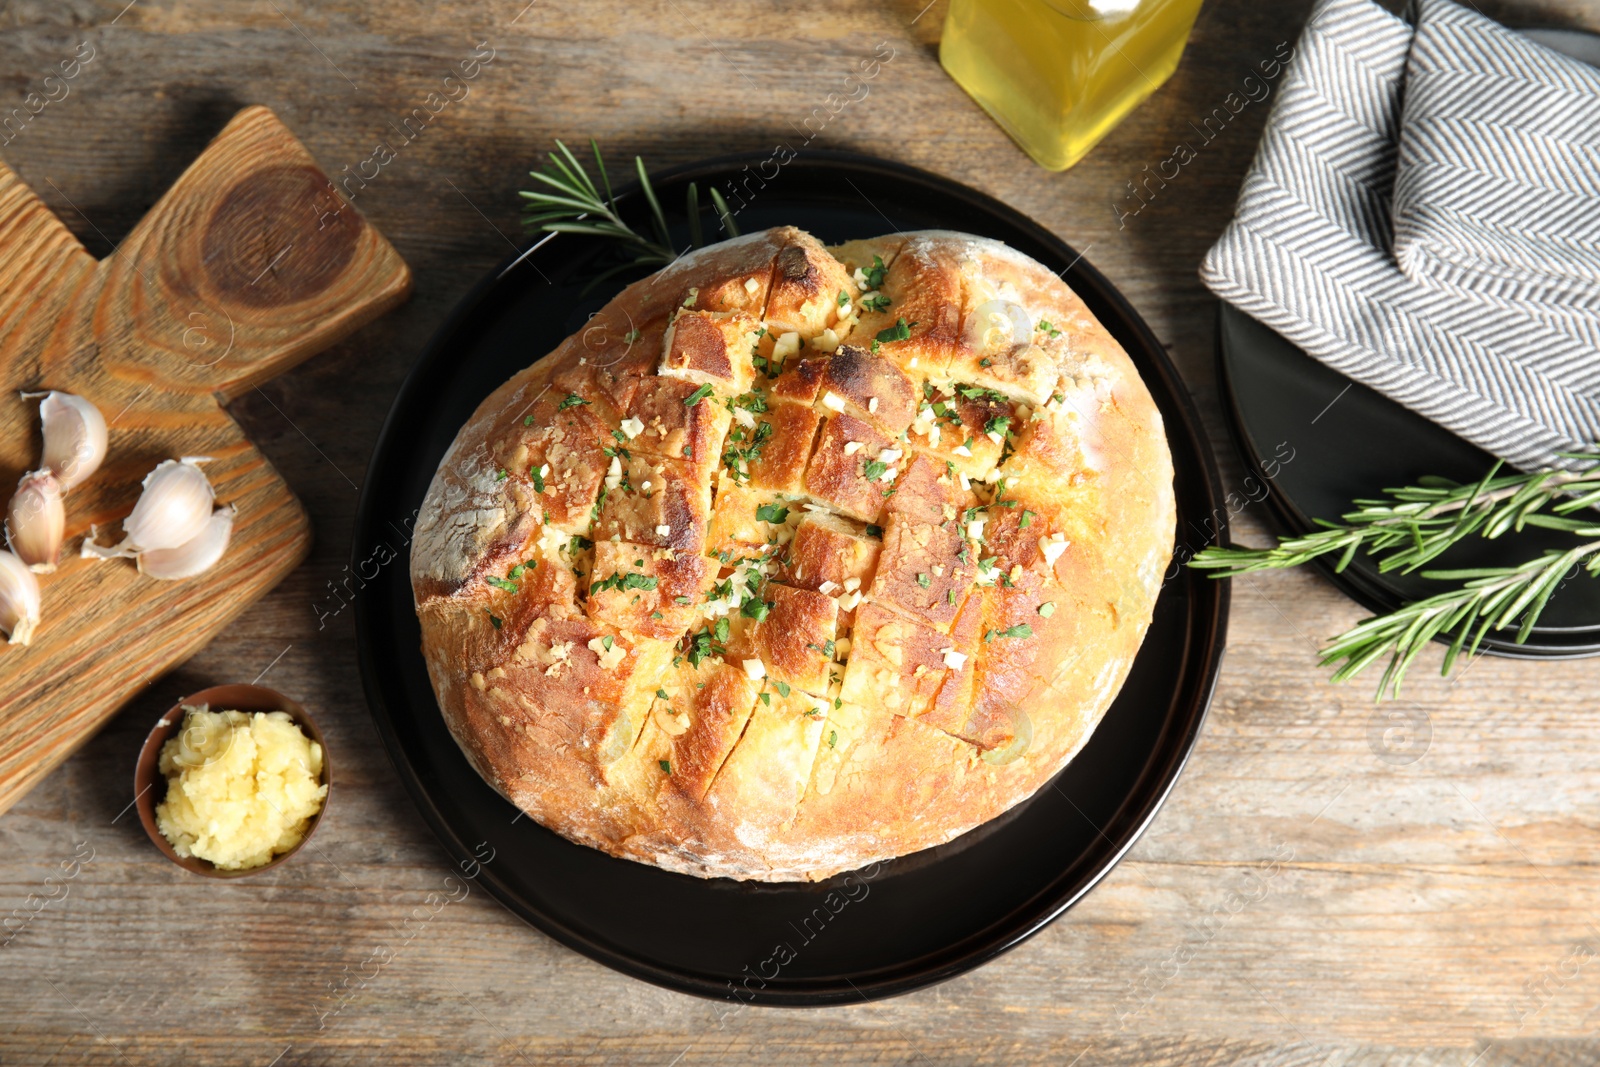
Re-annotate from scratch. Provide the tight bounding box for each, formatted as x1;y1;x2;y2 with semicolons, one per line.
410;226;1175;882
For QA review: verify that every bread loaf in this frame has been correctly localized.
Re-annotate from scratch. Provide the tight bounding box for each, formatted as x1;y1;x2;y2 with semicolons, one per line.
410;227;1174;881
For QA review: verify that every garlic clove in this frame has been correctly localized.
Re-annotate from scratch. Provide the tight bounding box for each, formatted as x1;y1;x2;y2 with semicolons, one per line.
33;391;107;492
6;470;65;573
137;505;234;580
122;457;215;552
965;299;1033;350
0;548;41;645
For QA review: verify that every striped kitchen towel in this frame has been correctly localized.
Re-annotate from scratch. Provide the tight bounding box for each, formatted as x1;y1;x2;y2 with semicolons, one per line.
1395;0;1600;309
1200;0;1600;472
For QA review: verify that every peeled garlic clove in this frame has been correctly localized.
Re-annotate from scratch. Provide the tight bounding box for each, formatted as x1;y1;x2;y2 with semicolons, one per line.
0;548;41;645
138;505;234;580
6;470;65;573
123;457;215;552
33;391;107;492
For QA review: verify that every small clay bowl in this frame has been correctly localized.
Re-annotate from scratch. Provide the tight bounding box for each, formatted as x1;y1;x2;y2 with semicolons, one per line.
135;684;331;879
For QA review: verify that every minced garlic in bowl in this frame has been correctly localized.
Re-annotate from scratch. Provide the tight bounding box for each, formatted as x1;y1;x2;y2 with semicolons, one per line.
154;706;328;871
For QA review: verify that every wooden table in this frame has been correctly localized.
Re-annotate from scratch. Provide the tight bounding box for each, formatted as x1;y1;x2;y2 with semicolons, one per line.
4;0;1599;1062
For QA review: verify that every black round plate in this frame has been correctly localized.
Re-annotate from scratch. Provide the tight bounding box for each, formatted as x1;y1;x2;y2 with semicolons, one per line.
354;150;1229;1005
1214;26;1600;660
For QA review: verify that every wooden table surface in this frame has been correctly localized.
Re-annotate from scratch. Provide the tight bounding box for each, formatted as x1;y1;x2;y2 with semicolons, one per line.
5;0;1600;1063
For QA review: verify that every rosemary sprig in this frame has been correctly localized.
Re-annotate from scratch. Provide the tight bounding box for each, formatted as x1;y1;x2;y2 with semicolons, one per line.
1190;446;1600;699
519;139;740;283
1320;537;1600;699
1189;447;1600;579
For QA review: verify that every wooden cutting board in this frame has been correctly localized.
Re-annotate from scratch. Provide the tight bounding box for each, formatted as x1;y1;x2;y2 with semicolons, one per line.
0;105;411;817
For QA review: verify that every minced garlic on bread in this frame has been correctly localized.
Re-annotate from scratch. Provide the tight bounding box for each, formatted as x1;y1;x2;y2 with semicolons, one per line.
410;227;1174;881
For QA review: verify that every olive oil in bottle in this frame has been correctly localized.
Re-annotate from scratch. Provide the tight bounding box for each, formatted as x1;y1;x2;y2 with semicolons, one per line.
940;0;1205;171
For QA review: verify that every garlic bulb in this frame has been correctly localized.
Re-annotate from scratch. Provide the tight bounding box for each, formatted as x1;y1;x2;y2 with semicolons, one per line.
0;548;41;645
84;457;214;559
138;505;234;580
31;391;107;491
6;470;65;573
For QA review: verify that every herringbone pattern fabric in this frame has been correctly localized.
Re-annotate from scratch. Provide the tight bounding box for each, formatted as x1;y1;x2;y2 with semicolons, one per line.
1201;0;1600;471
1396;0;1600;309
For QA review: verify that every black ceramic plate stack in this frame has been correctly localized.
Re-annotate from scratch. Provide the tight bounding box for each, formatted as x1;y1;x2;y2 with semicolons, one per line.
355;150;1229;1003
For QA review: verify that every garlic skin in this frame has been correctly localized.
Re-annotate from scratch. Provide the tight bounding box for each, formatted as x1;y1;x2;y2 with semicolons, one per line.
34;391;107;492
0;548;41;645
6;470;65;573
138;505;234;580
85;457;215;559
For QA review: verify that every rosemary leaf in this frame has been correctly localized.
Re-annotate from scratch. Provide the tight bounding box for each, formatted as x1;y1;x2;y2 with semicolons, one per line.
590;138;616;208
686;181;704;251
635;154;672;251
709;187;741;237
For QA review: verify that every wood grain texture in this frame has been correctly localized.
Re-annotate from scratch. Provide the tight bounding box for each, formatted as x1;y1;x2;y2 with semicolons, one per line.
0;105;411;817
3;0;1600;1064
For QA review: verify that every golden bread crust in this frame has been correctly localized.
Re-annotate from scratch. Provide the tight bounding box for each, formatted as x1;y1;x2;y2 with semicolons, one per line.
411;227;1175;880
